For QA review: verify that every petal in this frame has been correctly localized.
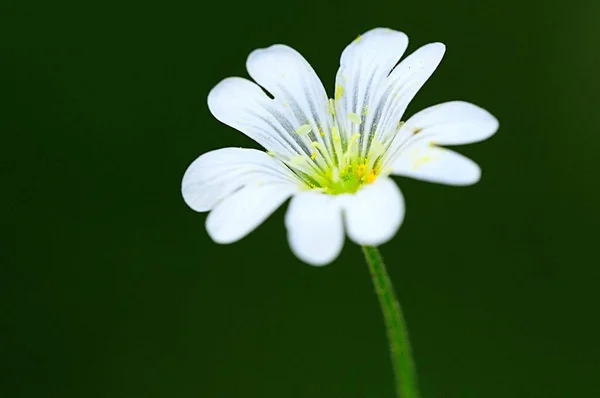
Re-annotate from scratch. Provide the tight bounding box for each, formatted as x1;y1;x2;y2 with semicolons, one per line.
390;145;481;186
371;43;446;145
334;28;409;143
206;184;296;244
285;191;345;266
208;77;311;158
246;44;333;140
400;101;499;146
181;147;299;212
340;178;405;246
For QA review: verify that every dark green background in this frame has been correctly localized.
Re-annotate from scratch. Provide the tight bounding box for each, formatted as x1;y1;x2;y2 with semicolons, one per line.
3;0;599;397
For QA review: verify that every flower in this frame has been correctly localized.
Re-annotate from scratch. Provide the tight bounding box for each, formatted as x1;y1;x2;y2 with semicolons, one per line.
182;28;498;266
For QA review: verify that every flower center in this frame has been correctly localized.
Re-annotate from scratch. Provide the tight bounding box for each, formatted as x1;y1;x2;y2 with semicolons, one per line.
320;158;378;194
270;99;399;195
280;127;386;195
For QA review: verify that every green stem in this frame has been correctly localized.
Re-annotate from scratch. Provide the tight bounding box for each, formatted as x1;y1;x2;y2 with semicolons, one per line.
362;246;420;398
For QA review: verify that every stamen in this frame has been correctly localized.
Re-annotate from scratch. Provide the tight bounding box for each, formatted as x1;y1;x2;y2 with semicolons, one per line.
331;125;344;168
328;99;336;115
335;84;345;100
331;167;340;182
296;124;312;136
291;155;308;164
348;112;362;125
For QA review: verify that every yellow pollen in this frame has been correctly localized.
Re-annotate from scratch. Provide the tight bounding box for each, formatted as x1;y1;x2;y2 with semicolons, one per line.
310;152;317;160
348;112;361;125
365;170;376;183
356;163;366;177
335;84;345;100
296;124;312;136
355;34;362;42
319;129;326;137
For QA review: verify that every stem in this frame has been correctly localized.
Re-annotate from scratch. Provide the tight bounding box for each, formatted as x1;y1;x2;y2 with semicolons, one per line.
362;246;420;398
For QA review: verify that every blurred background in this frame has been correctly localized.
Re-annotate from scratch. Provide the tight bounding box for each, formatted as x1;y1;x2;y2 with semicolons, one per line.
2;0;600;396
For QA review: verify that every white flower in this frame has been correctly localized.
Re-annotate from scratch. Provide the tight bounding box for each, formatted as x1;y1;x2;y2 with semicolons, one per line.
182;28;498;266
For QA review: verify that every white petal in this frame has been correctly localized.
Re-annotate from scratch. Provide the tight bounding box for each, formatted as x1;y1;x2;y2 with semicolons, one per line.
208;77;309;158
401;101;499;146
206;184;296;244
334;28;409;143
340;178;405;246
285;191;344;266
390;145;481;186
181;147;299;212
372;43;446;145
246;45;332;142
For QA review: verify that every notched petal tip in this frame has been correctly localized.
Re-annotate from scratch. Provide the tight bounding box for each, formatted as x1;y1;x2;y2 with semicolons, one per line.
246;43;296;62
207;77;262;120
403;100;499;147
246;44;308;79
358;27;409;42
341;178;406;247
285;192;345;266
206;184;296;245
181;147;297;214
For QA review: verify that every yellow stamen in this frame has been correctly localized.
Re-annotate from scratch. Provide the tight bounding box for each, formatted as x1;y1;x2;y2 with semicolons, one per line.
335;84;345;100
296;124;312;136
348;112;361;125
291;155;308;164
365;169;376;183
356;163;366;177
332;126;341;142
